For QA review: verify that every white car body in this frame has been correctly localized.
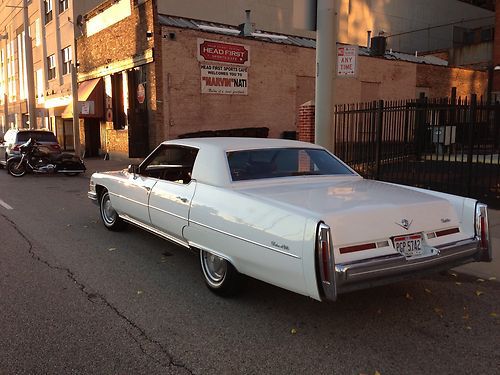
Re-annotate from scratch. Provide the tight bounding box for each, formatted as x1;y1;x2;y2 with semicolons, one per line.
88;138;492;301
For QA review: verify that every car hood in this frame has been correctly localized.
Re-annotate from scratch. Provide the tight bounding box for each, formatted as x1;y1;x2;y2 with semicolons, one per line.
237;176;464;257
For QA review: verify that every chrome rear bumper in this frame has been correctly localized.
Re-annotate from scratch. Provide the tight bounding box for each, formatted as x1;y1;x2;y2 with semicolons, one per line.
334;238;482;295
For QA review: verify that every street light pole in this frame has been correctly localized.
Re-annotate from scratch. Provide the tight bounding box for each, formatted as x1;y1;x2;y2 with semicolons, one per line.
314;0;338;151
22;0;36;129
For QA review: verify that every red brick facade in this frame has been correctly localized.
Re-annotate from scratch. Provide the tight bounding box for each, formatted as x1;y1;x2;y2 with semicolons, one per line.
297;101;315;143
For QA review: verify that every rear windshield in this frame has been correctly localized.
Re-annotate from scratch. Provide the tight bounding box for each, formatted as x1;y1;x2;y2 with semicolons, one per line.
17;131;57;143
227;148;355;181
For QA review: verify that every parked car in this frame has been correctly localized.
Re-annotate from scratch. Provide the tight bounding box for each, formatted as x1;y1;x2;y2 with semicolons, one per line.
0;129;61;167
88;138;491;301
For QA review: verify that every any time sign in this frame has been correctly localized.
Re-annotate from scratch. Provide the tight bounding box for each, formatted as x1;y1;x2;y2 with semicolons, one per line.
337;45;358;78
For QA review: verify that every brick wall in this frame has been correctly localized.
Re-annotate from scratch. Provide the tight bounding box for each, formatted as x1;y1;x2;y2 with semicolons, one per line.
416;64;488;99
297;101;315;143
77;0;162;156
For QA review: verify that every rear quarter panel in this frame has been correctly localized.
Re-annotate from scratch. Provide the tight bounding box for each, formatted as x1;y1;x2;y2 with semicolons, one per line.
184;183;316;297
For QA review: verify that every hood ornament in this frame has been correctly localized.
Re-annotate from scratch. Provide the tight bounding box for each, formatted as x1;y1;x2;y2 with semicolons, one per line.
396;218;413;231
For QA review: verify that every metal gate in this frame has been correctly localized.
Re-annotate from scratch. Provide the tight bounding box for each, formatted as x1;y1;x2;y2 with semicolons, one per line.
332;94;500;208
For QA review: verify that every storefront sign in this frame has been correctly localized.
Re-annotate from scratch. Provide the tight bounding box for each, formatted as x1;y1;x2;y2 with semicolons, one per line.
197;39;250;66
337;45;358;77
201;64;248;95
137;83;145;104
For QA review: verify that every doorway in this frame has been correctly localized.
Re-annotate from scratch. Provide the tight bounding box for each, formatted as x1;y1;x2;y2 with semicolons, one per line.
84;118;101;157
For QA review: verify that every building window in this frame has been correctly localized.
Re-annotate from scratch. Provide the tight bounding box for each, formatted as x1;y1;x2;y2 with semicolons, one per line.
61;46;71;75
59;0;69;13
7;40;16;102
35;19;41;47
45;0;53;24
47;54;56;80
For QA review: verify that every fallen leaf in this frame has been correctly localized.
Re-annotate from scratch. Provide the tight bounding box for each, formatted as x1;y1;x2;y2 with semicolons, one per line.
405;293;413;300
83;225;88;228
108;247;117;252
466;326;472;330
462;314;470;320
424;288;432;294
137;290;143;295
490;312;498;318
434;307;444;318
66;224;72;227
449;272;458;278
455;282;462;286
475;290;484;297
476;278;485;283
375;371;381;375
488;277;496;281
291;328;297;334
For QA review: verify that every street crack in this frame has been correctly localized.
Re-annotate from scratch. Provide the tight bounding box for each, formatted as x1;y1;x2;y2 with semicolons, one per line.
2;214;195;375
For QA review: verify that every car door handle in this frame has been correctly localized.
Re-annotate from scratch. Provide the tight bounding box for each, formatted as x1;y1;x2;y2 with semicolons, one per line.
145;186;151;191
177;196;188;203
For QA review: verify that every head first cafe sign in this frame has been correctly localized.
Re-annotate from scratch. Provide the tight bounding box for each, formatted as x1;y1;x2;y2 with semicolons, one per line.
198;38;250;95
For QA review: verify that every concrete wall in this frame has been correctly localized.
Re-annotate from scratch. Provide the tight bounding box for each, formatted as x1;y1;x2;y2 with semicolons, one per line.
156;0;494;53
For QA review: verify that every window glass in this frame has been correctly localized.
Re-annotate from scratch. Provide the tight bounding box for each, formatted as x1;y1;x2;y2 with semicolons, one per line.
61;46;71;75
17;131;57;142
47;54;56;80
227;148;354;181
45;0;53;24
59;0;69;13
140;145;198;184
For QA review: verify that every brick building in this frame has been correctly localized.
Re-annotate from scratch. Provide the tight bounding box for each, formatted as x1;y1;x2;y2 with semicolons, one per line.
76;0;490;159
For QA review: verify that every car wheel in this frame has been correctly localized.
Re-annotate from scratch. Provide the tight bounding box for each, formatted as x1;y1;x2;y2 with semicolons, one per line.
7;160;26;177
199;250;241;296
99;190;125;231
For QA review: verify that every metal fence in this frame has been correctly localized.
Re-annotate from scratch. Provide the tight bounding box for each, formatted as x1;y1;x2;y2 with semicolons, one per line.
332;94;500;208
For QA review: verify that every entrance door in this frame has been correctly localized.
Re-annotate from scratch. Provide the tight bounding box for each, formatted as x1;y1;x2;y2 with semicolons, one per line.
127;66;149;158
84;118;101;157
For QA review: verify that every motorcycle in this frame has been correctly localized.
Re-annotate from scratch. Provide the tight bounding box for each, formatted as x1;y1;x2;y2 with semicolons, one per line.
6;138;86;177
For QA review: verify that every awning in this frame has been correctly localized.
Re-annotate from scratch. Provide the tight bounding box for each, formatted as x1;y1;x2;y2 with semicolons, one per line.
61;78;103;119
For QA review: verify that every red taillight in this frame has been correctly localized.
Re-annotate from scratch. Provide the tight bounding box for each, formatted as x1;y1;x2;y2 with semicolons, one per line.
321;241;330;280
12;145;20;151
317;223;336;300
50;144;61;151
480;216;488;249
475;203;491;262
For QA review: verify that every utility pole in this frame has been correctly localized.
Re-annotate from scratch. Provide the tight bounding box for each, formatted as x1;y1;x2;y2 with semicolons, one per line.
22;0;36;129
314;0;338;151
71;16;83;157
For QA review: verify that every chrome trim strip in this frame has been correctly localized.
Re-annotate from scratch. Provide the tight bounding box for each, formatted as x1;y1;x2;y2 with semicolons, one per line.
110;192;149;208
120;214;190;249
57;170;85;173
149;205;186;221
335;238;480;285
189;219;301;259
88;191;98;201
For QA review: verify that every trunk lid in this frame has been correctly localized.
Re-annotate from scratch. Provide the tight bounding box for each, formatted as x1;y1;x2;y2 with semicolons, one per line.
238;176;465;262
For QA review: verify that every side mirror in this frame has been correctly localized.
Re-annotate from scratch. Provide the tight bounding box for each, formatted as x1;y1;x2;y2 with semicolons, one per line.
128;164;140;176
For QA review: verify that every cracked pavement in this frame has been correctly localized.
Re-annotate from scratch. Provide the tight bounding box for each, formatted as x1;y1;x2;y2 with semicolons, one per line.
0;166;499;374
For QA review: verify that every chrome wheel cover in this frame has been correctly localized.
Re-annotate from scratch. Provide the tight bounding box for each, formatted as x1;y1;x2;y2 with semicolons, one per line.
9;162;25;176
201;251;227;287
101;193;117;225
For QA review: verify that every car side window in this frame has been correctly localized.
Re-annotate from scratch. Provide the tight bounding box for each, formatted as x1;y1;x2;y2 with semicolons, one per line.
141;145;198;184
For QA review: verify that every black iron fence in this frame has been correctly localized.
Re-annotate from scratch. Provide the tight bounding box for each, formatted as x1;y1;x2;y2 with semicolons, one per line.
332;94;500;208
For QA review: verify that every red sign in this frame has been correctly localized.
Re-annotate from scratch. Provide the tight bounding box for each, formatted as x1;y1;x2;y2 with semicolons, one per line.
198;39;250;66
137;83;145;104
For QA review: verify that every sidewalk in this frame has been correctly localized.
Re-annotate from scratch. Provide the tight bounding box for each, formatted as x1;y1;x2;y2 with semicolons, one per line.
81;156;500;281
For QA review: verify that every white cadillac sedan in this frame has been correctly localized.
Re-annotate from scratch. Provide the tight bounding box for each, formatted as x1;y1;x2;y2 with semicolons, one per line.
88;138;492;301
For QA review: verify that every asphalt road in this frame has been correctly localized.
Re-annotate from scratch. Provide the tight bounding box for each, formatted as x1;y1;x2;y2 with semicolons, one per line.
0;166;499;375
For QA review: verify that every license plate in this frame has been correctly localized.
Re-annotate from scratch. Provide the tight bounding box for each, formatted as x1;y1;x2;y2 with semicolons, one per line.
393;234;423;258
